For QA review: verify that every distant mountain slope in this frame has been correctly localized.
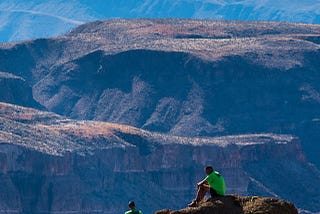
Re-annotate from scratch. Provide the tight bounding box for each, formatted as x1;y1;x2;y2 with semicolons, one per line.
0;102;319;213
0;0;90;42
0;0;320;42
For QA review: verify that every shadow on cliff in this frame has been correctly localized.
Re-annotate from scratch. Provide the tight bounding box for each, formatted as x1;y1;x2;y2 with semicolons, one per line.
155;195;298;214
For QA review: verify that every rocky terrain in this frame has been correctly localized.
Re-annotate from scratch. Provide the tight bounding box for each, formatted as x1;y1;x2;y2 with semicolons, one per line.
0;102;319;213
156;195;298;214
1;19;320;213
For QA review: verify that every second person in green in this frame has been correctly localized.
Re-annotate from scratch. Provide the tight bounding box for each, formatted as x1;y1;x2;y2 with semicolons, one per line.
125;201;143;214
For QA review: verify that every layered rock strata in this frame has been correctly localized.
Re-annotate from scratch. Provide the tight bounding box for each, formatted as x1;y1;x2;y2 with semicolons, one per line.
0;103;318;213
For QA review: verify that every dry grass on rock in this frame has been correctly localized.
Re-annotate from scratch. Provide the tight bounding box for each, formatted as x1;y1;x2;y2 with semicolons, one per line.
156;195;298;214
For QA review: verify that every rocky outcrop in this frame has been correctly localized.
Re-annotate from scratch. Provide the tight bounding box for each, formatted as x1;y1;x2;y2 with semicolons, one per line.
0;103;319;213
156;195;298;214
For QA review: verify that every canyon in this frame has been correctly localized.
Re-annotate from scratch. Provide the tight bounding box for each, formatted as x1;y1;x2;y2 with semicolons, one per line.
0;19;320;213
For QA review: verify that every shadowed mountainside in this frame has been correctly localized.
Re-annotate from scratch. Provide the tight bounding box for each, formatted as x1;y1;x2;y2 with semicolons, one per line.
0;71;43;109
0;102;319;213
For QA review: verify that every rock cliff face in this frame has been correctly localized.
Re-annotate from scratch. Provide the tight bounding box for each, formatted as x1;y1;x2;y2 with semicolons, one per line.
0;103;319;213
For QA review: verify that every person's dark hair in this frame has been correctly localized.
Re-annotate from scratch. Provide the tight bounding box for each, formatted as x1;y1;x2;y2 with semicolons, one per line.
128;201;135;207
205;166;213;173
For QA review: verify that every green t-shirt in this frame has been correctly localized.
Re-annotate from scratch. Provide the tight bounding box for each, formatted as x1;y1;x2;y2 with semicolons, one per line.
125;208;143;214
205;171;226;196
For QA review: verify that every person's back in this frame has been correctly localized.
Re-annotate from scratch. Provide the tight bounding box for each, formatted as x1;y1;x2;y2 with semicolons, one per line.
206;170;226;196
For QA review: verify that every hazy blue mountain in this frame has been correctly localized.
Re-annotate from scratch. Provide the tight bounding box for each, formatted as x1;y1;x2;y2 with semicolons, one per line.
0;0;320;42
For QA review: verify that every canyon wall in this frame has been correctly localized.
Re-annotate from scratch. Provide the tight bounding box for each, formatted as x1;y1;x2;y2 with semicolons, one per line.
0;103;318;213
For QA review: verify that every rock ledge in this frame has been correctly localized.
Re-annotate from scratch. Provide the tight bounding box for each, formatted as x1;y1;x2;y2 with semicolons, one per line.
156;195;298;214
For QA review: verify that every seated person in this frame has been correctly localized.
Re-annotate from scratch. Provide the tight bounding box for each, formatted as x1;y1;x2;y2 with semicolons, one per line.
188;166;226;207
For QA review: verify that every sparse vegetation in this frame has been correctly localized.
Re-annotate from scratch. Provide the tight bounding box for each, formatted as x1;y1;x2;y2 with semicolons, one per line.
155;195;298;214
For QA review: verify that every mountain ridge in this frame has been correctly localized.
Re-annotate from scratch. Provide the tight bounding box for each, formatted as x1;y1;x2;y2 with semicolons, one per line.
0;0;320;42
0;101;301;155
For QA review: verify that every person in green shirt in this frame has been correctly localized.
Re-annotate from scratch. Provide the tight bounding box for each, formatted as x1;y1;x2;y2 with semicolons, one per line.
125;201;143;214
188;166;226;207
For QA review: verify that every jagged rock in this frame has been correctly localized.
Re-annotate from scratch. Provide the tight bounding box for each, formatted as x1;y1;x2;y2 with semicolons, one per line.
155;195;298;214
